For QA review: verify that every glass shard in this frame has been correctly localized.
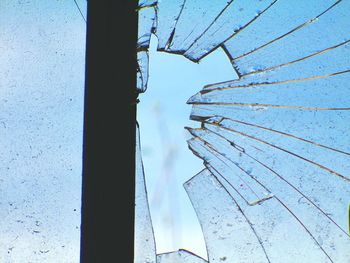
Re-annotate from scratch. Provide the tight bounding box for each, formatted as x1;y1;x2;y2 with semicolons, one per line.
184;169;271;263
232;0;350;75
185;169;349;262
202;43;350;89
189;72;350;109
190;104;350;153
135;124;157;263
223;0;339;69
184;0;276;62
166;0;233;54
157;249;207;263
153;0;186;50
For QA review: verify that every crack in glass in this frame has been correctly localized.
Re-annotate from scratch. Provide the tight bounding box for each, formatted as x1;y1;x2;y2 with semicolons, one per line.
136;0;350;262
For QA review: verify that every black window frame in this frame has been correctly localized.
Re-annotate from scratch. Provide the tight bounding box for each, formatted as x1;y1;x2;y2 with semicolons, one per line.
80;1;138;262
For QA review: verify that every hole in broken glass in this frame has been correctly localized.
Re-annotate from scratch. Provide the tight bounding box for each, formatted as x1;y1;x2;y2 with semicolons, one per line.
137;35;235;259
135;1;350;262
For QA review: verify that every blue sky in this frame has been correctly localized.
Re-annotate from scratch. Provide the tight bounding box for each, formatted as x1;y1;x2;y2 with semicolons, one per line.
137;35;236;258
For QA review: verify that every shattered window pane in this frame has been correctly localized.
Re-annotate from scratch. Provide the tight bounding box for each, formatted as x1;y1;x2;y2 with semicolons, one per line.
136;0;350;262
0;1;86;261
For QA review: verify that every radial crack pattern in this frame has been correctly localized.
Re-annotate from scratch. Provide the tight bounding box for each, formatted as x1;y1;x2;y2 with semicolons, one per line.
135;0;350;262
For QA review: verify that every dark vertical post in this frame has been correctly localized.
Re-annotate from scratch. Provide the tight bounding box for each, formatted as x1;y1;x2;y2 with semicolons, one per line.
80;1;138;262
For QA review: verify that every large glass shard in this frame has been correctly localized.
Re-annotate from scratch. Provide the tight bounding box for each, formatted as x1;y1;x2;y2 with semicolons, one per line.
157;249;207;263
189;72;350;109
135;124;157;263
232;0;350;75
202;44;350;89
222;0;339;70
185;168;349;262
165;0;233;54
0;1;86;261
184;0;276;62
190;105;350;152
184;169;271;263
153;0;185;50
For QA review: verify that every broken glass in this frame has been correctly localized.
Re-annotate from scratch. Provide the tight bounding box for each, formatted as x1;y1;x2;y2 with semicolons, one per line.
183;0;276;62
136;0;350;262
231;0;350;75
135;124;157;263
153;0;185;50
223;0;340;67
164;0;232;54
184;169;271;263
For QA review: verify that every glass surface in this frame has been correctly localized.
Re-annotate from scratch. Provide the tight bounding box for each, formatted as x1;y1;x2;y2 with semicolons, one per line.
136;0;350;262
0;1;86;261
157;249;207;263
135;124;157;263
